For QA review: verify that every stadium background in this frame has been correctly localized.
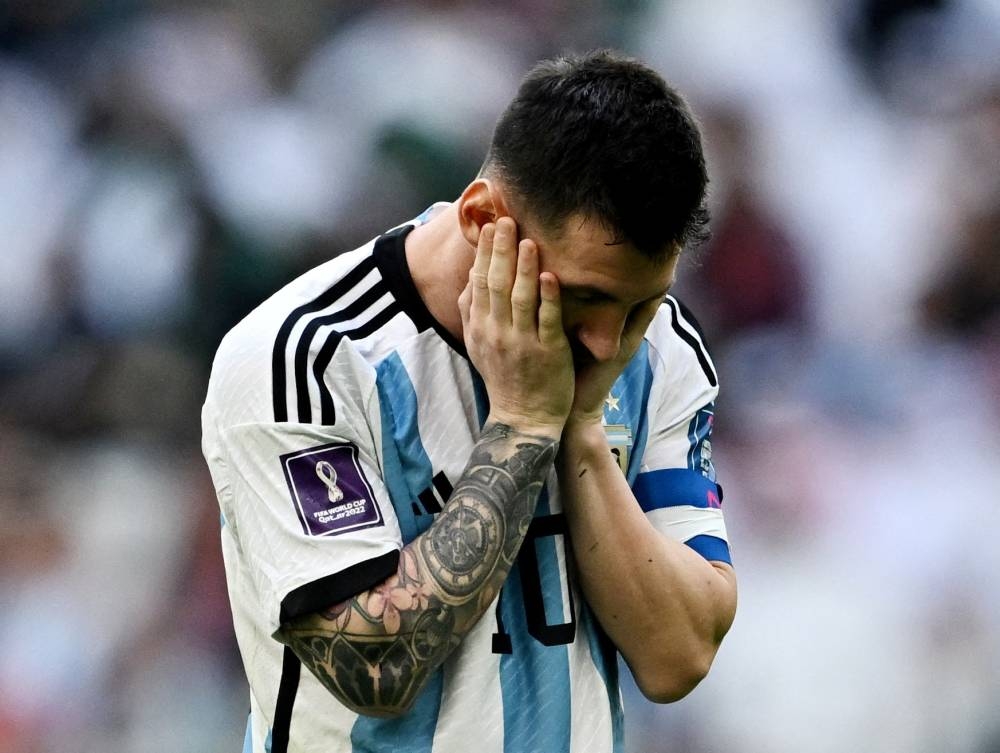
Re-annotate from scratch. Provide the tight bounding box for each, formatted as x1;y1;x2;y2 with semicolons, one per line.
1;1;999;751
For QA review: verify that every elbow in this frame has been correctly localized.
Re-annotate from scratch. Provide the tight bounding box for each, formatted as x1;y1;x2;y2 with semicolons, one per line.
317;678;423;720
320;671;426;720
632;562;738;703
278;633;426;720
632;647;716;704
348;697;417;720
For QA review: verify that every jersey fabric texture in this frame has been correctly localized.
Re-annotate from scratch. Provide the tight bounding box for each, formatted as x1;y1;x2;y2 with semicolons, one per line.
202;209;731;753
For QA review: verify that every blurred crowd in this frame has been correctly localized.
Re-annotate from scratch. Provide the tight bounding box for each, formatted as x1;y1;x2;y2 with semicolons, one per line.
1;1;999;751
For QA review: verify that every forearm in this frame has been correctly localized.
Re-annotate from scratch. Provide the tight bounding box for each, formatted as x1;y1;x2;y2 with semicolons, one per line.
559;421;736;702
277;421;559;717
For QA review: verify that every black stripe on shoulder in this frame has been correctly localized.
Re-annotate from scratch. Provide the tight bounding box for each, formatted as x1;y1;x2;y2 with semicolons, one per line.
674;298;713;355
664;297;718;387
292;281;390;423
311;300;403;425
271;255;378;422
270;647;301;753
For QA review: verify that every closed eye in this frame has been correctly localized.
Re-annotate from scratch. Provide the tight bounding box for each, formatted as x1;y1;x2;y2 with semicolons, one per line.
564;286;615;304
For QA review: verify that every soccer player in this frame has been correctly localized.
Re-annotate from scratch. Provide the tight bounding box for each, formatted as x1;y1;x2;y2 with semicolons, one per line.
202;50;737;753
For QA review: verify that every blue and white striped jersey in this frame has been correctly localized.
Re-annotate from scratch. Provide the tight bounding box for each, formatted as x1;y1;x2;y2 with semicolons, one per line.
202;210;731;753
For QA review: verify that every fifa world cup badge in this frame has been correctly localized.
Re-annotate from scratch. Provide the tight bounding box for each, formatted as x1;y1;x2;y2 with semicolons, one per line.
280;442;382;537
604;424;632;474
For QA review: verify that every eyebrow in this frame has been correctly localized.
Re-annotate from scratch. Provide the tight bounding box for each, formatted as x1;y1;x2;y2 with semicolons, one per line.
562;284;617;302
563;283;673;305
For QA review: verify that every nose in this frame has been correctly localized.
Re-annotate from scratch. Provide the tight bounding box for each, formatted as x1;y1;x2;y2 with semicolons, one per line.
575;316;626;362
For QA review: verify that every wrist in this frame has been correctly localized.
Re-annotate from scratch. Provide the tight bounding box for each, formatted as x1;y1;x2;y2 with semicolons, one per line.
556;419;615;492
485;412;565;442
559;417;608;456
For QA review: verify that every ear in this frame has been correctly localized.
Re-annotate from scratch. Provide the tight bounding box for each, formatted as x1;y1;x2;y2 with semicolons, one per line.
457;178;512;247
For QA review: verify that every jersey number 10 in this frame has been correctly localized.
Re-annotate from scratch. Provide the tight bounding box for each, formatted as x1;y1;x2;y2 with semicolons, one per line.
492;513;577;653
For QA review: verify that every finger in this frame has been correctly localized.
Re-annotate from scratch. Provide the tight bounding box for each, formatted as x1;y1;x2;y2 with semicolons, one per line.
627;296;660;332
487;217;518;326
458;280;472;329
620;297;660;357
537;271;564;344
469;223;495;318
510;239;539;332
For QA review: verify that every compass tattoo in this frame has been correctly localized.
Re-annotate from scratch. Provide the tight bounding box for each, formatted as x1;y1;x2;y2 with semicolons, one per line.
277;421;558;716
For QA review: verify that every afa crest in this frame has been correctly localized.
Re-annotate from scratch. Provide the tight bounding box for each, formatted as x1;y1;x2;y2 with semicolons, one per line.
604;424;632;474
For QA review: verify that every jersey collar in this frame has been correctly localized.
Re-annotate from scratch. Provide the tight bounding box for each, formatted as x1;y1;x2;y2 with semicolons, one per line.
373;223;469;359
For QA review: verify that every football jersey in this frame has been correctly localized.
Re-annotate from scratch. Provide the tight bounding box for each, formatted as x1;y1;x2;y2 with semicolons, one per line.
201;208;731;753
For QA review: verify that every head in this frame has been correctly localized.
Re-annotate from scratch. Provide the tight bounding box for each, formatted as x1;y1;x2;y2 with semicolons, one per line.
483;49;710;258
458;50;708;365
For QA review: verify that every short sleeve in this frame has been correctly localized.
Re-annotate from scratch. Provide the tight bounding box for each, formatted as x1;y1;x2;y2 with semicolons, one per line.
632;300;731;565
203;317;403;636
221;418;403;633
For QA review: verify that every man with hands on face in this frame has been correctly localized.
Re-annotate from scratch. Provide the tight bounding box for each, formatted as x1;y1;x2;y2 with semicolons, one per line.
203;50;736;753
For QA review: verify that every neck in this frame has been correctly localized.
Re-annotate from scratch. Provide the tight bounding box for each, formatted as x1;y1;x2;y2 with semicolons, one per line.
404;202;471;343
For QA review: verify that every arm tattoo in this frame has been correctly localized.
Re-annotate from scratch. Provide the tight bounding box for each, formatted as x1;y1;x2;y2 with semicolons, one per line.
277;422;558;716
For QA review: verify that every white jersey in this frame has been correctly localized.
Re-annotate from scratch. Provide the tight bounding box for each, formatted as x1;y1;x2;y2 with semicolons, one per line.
202;210;731;753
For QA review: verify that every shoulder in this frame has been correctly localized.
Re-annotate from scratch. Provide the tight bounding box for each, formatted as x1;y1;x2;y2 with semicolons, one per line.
647;296;717;386
205;243;382;427
644;296;719;415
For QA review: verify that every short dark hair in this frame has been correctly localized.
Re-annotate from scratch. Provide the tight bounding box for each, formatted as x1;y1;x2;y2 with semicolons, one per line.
484;50;710;257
